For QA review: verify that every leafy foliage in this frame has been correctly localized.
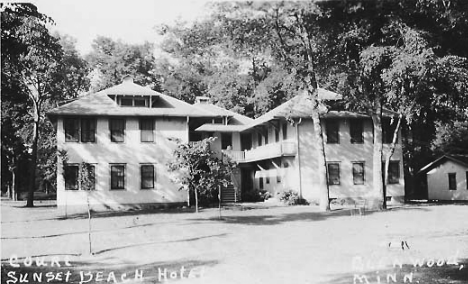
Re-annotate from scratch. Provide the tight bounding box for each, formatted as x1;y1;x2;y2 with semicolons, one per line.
86;36;161;92
167;137;236;211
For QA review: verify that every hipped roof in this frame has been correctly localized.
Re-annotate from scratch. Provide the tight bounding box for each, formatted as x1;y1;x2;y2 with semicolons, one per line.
48;81;217;118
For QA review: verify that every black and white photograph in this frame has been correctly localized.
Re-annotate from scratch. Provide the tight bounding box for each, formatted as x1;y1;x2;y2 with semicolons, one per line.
1;0;468;283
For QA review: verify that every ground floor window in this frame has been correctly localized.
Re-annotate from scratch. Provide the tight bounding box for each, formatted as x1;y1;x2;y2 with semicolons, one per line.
141;164;155;189
327;163;340;185
64;163;95;190
259;177;264;190
448;173;457;190
111;164;126;190
64;165;79;190
352;162;365;185
388;161;400;184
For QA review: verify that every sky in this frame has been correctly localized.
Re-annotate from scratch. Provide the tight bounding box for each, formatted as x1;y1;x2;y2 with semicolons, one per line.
32;0;212;55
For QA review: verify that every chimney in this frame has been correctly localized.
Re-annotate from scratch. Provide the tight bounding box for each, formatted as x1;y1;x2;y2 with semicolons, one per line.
122;75;134;83
195;96;210;104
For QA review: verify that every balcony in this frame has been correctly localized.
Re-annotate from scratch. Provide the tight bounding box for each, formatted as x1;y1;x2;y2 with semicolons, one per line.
223;141;297;163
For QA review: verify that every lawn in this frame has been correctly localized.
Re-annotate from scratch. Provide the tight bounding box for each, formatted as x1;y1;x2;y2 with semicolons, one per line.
1;200;467;284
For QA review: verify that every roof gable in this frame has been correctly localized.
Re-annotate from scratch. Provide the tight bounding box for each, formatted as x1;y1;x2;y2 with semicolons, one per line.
419;154;468;173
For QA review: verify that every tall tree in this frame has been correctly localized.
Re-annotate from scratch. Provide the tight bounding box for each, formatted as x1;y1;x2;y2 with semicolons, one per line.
1;4;90;205
86;36;161;91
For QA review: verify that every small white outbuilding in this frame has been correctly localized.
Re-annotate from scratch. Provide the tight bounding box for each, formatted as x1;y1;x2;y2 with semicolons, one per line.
419;155;468;201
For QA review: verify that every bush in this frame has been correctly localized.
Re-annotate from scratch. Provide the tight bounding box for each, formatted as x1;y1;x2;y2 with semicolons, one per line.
242;189;270;202
278;190;309;205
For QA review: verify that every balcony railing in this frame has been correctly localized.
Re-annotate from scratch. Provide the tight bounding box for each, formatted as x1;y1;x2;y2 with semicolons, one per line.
223;141;297;163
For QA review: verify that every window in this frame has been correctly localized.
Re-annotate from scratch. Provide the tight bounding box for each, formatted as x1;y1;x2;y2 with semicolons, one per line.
388;161;400;184
382;119;398;144
266;176;270;184
134;98;147;107
140;118;154;142
466;171;468;190
277;169;282;183
64;165;79;190
121;97;133;106
221;133;232;149
111;165;126;190
65;118;96;143
275;128;280;142
110;118;125;142
352;162;365;185
258;133;262;146
350;119;364;144
64;164;95;190
141;165;155;189
327;163;340;185
259;177;264;189
81;118;96;143
81;164;96;191
213;118;223;124
326;120;339;144
448;173;457;190
64;118;79;142
282;123;288;140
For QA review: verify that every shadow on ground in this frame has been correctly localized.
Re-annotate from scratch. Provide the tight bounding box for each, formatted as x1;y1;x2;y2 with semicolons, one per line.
1;256;217;284
321;258;468;284
188;206;430;226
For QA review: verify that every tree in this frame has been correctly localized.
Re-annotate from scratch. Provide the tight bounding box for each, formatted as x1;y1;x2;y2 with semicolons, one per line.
167;138;235;213
2;3;63;207
1;3;90;206
86;36;161;92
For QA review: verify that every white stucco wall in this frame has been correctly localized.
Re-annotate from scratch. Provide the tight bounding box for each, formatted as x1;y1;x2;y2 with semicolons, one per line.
56;116;189;213
297;118;405;203
427;161;468;200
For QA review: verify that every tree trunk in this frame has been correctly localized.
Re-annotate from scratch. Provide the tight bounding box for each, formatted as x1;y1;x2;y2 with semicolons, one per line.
311;109;330;211
371;99;385;210
26;108;39;207
11;169;17;201
194;188;199;213
87;192;92;255
383;114;403;206
307;83;330;211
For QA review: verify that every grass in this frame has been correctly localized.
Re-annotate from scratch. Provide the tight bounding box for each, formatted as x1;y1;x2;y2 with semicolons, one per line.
1;201;467;283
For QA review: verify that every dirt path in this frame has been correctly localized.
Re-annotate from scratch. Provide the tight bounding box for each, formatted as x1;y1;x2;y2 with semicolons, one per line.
2;201;467;283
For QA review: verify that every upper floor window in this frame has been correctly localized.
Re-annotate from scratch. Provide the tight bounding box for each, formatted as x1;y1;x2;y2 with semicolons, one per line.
221;133;232;149
64;118;96;143
350;119;364;144
110;118;125;142
326;120;339;144
448;173;457;190
258;133;262;146
352;162;365;185
141;165;155;189
282;123;288;140
382;118;398;144
327;162;340;185
264;131;269;145
116;96;149;107
275;128;280;142
110;164;126;190
140;118;154;142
